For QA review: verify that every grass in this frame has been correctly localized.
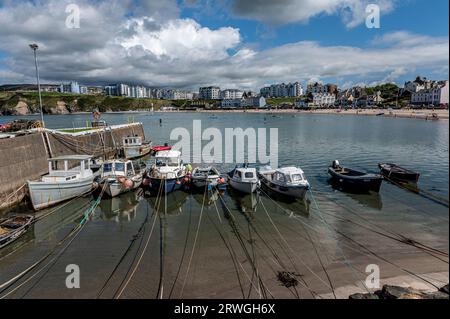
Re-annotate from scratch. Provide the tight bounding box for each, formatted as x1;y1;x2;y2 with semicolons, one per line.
57;127;98;133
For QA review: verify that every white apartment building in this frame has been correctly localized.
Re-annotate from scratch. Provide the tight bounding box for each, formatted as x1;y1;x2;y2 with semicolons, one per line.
221;89;243;99
312;93;336;107
260;82;303;98
411;81;449;106
199;86;221;100
221;96;266;108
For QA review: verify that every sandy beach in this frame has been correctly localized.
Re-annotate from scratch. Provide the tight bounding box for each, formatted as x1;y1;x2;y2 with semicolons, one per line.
156;108;449;120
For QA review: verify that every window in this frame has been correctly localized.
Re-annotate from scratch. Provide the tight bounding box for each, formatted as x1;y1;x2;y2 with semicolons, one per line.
275;173;285;182
291;174;303;182
103;163;113;172
245;172;254;178
236;171;242;178
127;162;133;173
115;162;125;172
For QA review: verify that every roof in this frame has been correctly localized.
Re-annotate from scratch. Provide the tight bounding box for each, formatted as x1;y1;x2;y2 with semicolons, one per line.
155;150;181;158
276;167;304;175
49;155;93;161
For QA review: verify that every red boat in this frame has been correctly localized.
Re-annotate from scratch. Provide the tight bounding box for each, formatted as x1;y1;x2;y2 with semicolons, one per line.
151;145;172;153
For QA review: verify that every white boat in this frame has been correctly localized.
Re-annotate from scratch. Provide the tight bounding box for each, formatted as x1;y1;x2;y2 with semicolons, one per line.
144;150;187;193
190;166;221;189
122;136;152;159
258;166;310;199
98;160;145;197
227;164;259;194
28;155;95;210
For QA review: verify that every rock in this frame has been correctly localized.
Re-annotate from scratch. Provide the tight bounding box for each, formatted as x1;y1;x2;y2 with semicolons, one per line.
376;285;425;299
50;101;69;114
13;101;29;115
439;284;449;294
423;291;449;299
349;293;379;299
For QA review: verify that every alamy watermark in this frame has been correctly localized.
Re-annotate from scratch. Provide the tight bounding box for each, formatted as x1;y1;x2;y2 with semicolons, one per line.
365;264;380;289
65;264;80;289
170;120;279;167
65;4;80;29
366;4;381;29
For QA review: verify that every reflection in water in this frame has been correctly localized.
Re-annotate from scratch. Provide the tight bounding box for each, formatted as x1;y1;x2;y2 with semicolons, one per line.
98;190;143;222
146;191;189;215
259;187;310;217
228;188;259;216
345;192;383;210
192;188;226;208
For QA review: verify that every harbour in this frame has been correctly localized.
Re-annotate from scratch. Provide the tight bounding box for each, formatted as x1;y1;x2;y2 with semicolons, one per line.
0;112;448;299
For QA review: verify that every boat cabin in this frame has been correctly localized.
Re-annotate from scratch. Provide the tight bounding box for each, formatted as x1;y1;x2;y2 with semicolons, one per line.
123;136;143;147
101;160;136;178
232;167;258;182
155;150;182;167
262;167;307;185
43;155;93;182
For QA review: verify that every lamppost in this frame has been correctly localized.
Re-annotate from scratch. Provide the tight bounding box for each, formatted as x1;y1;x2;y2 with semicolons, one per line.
29;43;45;128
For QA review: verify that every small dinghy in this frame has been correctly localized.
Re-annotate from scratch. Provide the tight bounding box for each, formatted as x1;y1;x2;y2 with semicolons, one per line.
98;160;145;197
227;164;259;194
328;160;383;193
258;166;310;199
0;215;33;249
151;144;172;155
378;163;420;183
190;166;223;189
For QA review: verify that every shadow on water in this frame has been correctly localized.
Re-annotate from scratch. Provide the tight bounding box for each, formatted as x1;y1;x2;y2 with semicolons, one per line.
258;185;310;218
97;190;144;222
145;191;189;215
327;178;383;210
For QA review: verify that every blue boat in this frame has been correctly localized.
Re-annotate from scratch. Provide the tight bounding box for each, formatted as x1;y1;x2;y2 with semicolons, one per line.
144;150;187;194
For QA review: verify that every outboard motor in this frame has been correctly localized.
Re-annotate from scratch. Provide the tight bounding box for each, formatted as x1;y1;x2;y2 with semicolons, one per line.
332;160;340;169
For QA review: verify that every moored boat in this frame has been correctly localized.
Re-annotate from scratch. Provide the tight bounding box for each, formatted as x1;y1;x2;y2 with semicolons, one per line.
328;160;383;193
28;155;95;210
378;163;420;183
98;160;145;197
190;166;223;189
227;164;259;194
123;136;152;159
0;215;34;249
144;150;187;194
258;166;310;199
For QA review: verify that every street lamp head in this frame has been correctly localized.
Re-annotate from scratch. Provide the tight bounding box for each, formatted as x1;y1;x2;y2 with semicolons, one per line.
29;43;39;50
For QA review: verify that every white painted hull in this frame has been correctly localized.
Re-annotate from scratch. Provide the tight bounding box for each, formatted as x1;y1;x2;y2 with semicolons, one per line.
228;178;258;194
103;176;143;198
28;176;94;210
124;144;152;159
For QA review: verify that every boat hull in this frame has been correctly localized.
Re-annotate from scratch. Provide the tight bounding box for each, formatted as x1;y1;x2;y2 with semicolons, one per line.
228;178;258;194
328;167;383;193
146;176;185;194
378;164;420;183
259;177;309;199
124;144;152;159
28;176;94;210
102;176;143;198
0;215;33;249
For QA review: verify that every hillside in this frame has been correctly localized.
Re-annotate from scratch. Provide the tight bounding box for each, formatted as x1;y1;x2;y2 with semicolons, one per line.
0;92;176;115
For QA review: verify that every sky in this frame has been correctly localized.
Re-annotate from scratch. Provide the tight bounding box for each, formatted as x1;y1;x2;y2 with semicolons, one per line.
0;0;448;91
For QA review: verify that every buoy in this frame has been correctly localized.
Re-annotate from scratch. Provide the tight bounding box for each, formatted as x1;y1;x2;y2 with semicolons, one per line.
124;179;134;189
218;177;225;184
183;177;189;183
176;180;181;185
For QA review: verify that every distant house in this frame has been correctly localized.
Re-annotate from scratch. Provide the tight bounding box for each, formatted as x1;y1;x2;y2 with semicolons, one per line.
312;93;336;107
221;96;266;108
411;80;449;106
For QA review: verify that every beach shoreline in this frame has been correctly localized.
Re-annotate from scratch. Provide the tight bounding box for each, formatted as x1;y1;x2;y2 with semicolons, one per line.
154;108;449;120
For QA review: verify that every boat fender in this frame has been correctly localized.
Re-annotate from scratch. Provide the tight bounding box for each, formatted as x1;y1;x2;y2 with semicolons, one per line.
183;177;189;183
176;180;181;185
218;177;225;184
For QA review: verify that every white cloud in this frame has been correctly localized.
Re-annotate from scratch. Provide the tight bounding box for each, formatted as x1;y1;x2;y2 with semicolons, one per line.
0;0;448;91
231;0;396;28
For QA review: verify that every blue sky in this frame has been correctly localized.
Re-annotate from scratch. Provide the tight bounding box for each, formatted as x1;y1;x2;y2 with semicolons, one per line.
0;0;448;90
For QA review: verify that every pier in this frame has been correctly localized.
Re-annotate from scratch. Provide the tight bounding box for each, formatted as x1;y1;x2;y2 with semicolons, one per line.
0;122;145;210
